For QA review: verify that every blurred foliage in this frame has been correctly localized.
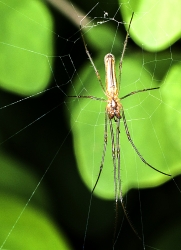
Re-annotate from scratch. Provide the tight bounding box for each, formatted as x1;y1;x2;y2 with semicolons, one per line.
0;0;181;250
120;0;181;51
0;193;71;250
68;3;181;199
0;0;71;249
0;0;53;95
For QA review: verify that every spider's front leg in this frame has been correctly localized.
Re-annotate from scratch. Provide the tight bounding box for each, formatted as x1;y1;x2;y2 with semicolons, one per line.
91;109;108;193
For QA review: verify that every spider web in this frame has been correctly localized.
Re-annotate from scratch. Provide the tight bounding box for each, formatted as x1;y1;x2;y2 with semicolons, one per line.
0;0;181;249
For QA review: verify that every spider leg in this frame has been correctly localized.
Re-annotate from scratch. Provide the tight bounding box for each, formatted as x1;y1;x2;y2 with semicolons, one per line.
120;87;160;100
109;118;118;202
122;109;171;177
80;25;106;94
109;118;119;241
91;109;108;193
116;118;121;202
119;12;134;80
110;118;141;241
82;106;107;249
68;95;106;102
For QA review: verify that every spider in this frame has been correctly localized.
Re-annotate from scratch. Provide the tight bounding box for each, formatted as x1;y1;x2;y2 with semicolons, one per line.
69;12;171;239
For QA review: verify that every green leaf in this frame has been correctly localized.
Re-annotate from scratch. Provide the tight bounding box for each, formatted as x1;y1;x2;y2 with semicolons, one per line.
0;151;47;205
119;0;181;51
0;194;72;250
0;0;54;95
67;26;181;199
161;64;181;176
0;151;72;249
82;22;124;52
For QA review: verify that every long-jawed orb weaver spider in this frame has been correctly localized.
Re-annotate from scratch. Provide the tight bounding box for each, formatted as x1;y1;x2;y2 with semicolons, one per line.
69;12;171;239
